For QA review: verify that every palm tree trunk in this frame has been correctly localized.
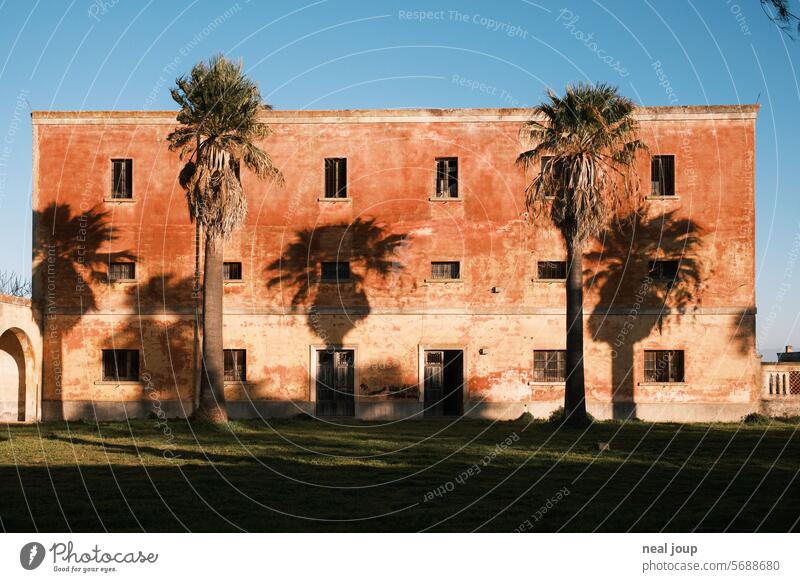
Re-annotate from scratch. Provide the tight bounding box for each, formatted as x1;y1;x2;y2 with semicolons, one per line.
564;240;589;427
197;233;227;422
192;221;202;413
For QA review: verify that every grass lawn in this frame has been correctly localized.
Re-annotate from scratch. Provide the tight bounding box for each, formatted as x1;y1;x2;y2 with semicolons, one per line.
1;416;798;532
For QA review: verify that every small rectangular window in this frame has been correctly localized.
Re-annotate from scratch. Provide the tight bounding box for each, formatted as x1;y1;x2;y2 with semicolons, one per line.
224;349;247;382
540;155;553;174
648;259;679;282
324;158;347;198
644;350;684;382
533;350;566;382
321;261;350;281
435;157;458;198
537;260;567;280
102;349;139;381
109;262;135;281
539;156;561;198
431;261;460;280
651;155;675;196
111;159;133;199
223;262;242;281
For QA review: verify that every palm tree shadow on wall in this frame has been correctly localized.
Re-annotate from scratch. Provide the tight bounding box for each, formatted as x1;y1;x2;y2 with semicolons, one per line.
128;273;196;419
586;211;706;420
265;218;410;347
32;203;136;419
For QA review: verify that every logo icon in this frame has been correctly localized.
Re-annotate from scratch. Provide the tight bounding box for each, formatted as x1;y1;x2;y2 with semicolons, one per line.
20;542;46;570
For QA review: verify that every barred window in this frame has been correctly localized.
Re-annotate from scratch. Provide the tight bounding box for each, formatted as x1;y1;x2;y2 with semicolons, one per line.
224;349;246;382
431;261;460;280
321;261;350;281
111;159;133;199
651;155;675;196
102;349;139;381
648;259;679;282
533;350;566;382
324;158;347;198
223;262;242;281
435;157;458;198
537;260;567;280
108;262;135;281
644;350;684;383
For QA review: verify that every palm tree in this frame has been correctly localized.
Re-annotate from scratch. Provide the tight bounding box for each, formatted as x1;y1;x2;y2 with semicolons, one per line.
167;55;283;422
517;83;644;427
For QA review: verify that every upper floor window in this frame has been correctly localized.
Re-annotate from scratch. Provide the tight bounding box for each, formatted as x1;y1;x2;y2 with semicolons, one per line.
430;261;460;280
533;350;566;382
644;349;684;383
321;261;351;282
651;155;675;197
648;259;679;282
223;261;242;281
324;158;347;198
539;156;561;198
111;159;133;199
224;349;247;382
435;157;458;198
537;260;567;280
108;261;135;282
102;349;139;381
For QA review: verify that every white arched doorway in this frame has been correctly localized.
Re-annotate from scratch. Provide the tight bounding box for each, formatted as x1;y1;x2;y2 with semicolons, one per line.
0;327;37;422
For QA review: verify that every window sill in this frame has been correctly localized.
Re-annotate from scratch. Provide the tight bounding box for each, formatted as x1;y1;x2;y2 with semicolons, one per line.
107;279;137;284
104;197;136;204
94;380;142;386
638;382;687;387
318;197;352;203
531;278;566;284
424;278;463;284
429;196;463;202
224;280;245;285
646;195;680;201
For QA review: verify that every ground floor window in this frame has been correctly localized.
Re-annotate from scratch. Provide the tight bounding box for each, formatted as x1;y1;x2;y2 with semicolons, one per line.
223;261;242;281
644;350;684;382
102;349;139;381
224;349;247;382
533;350;566;381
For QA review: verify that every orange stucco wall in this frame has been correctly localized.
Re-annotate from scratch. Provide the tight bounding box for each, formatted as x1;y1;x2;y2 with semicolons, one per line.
31;106;760;421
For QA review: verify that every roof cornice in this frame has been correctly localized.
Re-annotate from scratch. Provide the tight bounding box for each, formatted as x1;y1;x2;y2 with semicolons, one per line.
31;104;759;125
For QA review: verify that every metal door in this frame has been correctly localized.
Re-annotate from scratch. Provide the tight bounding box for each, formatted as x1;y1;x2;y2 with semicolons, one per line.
424;350;445;416
316;349;355;416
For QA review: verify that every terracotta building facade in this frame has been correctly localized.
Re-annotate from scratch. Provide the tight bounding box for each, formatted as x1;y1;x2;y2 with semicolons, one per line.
30;105;760;422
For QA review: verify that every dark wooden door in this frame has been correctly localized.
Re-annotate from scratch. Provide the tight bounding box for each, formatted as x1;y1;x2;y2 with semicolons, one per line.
316;349;355;416
424;350;445;416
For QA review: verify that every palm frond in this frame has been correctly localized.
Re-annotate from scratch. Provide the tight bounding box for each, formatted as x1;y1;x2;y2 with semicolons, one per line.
167;54;283;238
519;82;645;247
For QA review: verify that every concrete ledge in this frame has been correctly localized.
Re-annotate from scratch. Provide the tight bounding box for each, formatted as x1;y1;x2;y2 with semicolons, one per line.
586;402;759;423
760;399;800;418
42;400;193;421
39;399;761;423
225;400;314;419
356;400;423;420
465;402;538;420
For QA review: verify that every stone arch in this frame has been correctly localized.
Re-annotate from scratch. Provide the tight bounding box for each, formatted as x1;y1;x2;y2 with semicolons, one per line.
0;327;37;422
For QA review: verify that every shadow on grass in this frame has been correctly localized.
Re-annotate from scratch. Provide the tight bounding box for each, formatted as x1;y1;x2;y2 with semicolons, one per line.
1;420;798;532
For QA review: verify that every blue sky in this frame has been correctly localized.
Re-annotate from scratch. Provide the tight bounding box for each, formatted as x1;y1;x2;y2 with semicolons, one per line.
0;0;798;356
